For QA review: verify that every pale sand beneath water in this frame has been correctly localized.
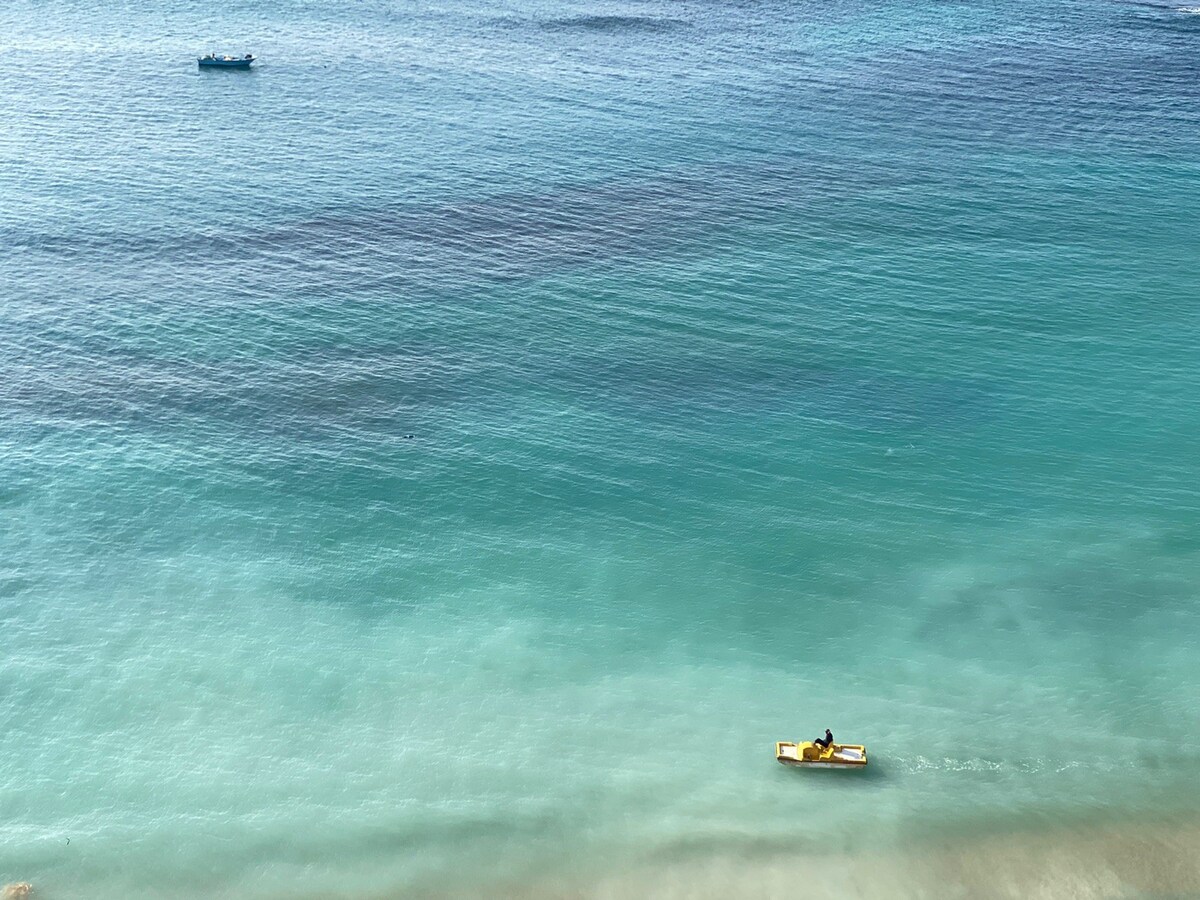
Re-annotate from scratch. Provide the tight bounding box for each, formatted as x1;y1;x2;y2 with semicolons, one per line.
408;819;1200;900
13;822;1200;900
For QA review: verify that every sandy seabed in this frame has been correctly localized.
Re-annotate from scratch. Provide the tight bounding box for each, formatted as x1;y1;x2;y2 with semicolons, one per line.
7;818;1200;900
411;818;1200;900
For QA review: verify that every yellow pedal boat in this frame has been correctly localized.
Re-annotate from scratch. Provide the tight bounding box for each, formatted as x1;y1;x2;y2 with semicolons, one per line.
776;741;868;768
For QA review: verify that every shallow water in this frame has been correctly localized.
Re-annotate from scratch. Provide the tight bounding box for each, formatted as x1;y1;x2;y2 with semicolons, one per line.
2;0;1200;896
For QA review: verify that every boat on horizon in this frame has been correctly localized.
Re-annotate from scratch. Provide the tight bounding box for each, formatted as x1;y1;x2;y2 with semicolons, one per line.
198;53;256;69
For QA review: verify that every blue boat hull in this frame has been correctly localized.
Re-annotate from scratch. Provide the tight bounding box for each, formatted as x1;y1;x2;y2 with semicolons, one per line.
198;57;254;69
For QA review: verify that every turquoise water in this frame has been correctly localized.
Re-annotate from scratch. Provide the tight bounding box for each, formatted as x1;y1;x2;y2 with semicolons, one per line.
3;0;1200;896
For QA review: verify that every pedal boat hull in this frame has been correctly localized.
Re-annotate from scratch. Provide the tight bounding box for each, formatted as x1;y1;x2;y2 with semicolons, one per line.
776;741;867;768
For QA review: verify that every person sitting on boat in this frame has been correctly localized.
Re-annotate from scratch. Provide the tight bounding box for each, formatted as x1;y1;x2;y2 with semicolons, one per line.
814;729;834;749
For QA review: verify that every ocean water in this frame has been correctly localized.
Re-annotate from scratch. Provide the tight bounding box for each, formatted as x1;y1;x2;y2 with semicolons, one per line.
2;0;1200;897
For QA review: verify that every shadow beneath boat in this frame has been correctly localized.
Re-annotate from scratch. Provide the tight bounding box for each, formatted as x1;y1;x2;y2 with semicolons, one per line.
777;761;889;785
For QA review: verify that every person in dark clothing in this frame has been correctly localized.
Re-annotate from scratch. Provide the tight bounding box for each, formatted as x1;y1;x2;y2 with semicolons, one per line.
814;729;834;749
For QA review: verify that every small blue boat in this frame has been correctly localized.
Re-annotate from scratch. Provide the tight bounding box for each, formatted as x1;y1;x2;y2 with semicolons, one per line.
198;53;256;69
